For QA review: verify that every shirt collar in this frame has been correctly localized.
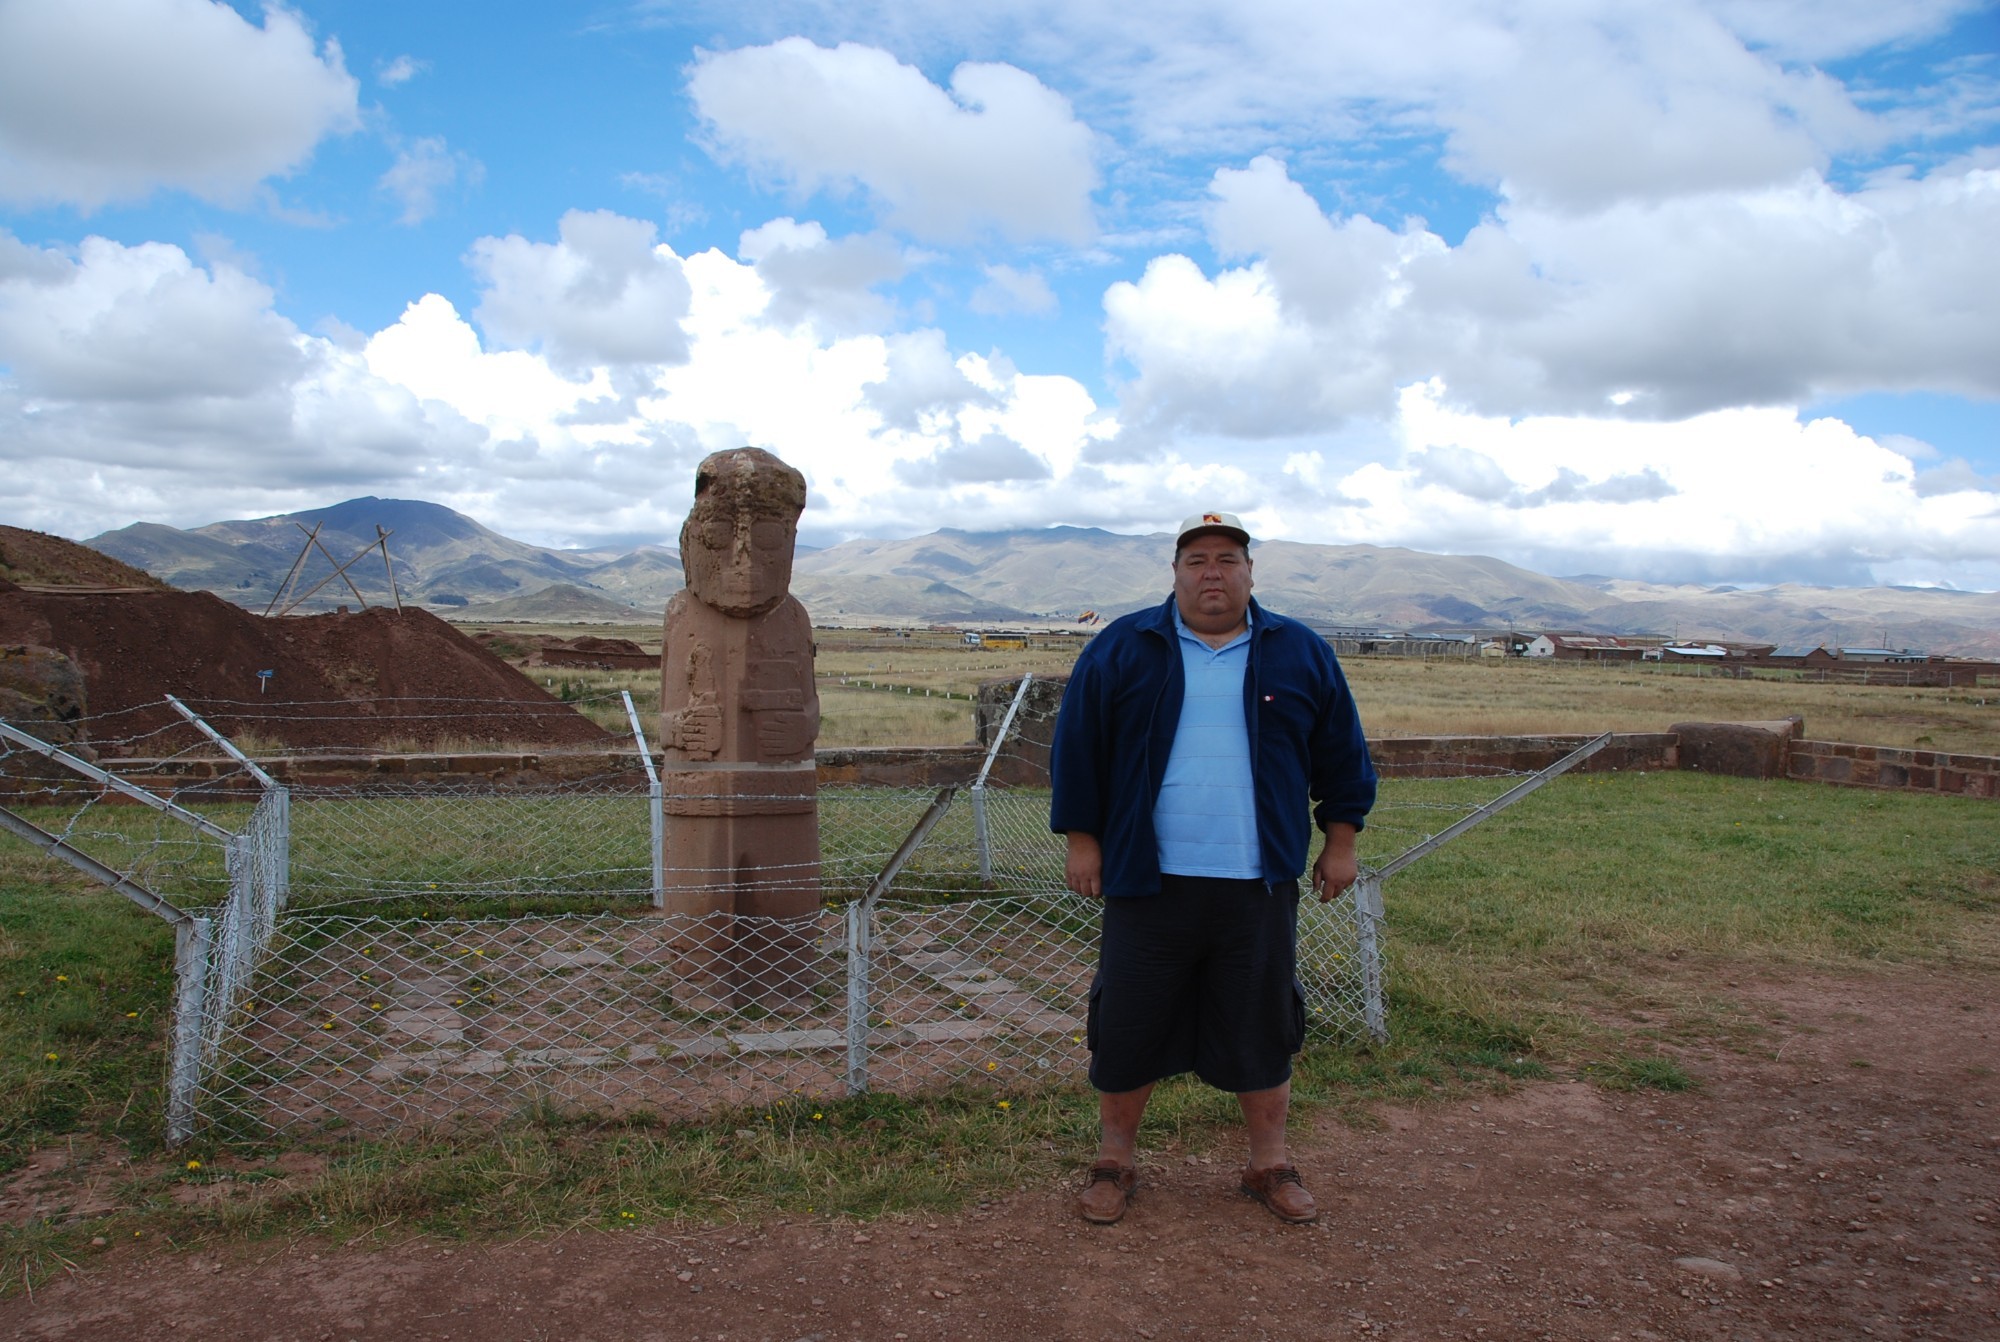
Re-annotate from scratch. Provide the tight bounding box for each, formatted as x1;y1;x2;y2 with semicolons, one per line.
1171;599;1253;651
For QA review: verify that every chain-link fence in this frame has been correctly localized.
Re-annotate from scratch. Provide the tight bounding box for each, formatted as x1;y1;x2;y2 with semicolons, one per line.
2;680;1604;1142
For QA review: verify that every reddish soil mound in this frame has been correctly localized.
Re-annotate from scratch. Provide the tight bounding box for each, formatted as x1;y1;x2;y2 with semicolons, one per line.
0;526;169;591
471;630;656;671
0;589;609;755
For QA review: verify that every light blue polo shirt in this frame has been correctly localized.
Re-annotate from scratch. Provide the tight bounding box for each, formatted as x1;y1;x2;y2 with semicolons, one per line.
1154;604;1260;878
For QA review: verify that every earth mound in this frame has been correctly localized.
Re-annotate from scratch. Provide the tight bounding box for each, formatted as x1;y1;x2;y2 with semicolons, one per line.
0;526;170;592
471;631;656;670
0;586;610;756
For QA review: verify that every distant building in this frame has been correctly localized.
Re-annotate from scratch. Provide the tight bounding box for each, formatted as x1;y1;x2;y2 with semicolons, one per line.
1837;647;1927;664
1766;645;1836;666
1326;632;1477;658
1655;643;1729;662
1525;633;1648;661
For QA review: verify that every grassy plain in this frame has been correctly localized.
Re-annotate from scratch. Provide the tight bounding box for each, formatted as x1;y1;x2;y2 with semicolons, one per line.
504;623;2000;754
2;619;1996;1285
3;768;1996;1282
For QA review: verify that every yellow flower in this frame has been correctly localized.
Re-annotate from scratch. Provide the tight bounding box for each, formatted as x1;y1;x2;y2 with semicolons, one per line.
321;1021;335;1029
43;1052;58;1062
55;975;68;983
185;1160;201;1171
985;1061;997;1071
812;1112;824;1121
996;1100;1011;1110
126;1011;138;1019
369;1002;383;1010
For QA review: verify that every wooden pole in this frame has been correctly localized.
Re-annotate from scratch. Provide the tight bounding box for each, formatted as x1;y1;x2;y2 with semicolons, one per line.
263;522;320;617
376;526;404;613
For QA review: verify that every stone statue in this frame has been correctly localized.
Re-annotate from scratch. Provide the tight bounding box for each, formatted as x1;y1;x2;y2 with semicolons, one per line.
659;447;821;1011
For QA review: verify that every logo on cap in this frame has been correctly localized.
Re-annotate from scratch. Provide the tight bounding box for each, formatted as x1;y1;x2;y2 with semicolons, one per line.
1203;513;1223;524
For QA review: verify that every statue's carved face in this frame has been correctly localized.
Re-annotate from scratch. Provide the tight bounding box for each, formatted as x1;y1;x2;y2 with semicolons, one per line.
683;504;796;616
679;449;805;617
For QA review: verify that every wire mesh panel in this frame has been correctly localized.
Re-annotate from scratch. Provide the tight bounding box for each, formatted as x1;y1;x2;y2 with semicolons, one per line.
287;778;658;909
0;707;257;910
212;911;848;1131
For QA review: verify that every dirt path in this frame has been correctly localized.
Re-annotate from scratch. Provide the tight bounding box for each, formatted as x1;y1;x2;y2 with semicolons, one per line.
5;965;1996;1341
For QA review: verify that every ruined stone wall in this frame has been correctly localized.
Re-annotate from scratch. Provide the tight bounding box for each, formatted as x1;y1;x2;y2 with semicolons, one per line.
1786;740;2000;799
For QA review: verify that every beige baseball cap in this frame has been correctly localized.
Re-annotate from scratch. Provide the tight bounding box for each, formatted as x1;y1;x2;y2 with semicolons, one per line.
1175;510;1251;549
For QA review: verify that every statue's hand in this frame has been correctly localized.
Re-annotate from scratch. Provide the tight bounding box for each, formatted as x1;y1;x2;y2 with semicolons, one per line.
755;710;813;758
675;705;723;758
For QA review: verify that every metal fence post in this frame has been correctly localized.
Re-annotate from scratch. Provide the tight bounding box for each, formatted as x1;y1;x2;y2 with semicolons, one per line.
844;899;872;1095
274;786;291;914
969;675;1033;882
845;785;961;1096
971;788;991;883
166;915;213;1146
621;692;665;909
1352;873;1387;1044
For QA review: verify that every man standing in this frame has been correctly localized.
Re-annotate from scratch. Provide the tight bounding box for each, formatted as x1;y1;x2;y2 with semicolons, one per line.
1049;510;1376;1225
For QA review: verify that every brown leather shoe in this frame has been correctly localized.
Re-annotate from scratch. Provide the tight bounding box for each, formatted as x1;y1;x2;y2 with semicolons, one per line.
1077;1159;1137;1224
1240;1162;1318;1223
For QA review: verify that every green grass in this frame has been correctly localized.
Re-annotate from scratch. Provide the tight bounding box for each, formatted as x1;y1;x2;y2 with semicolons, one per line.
1582;1056;1698;1092
0;850;178;1170
1;770;1996;1288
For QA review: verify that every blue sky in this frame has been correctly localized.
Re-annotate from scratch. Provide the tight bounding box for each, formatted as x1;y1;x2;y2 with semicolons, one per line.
2;0;1998;589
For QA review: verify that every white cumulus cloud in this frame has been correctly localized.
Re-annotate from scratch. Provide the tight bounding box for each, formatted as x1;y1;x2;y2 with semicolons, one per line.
378;135;479;225
970;263;1057;316
1102;152;2000;448
688;37;1097;243
738;217;905;334
0;0;360;209
468;210;695;374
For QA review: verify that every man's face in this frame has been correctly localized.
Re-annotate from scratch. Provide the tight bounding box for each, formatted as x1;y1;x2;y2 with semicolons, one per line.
1172;535;1253;635
683;501;796;616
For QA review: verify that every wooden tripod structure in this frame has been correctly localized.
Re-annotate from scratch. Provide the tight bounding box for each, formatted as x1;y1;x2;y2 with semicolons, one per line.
264;523;405;617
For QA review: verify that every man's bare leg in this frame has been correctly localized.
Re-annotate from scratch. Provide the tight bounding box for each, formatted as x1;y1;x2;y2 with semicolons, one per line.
1237;1080;1291;1169
1077;1083;1154;1223
1236;1080;1318;1221
1096;1082;1155;1164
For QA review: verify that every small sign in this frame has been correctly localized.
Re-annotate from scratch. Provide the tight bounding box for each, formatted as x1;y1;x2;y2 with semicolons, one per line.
257;669;274;695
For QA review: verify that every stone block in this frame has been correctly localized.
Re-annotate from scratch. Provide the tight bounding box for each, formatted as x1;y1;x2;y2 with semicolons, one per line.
1671;720;1799;780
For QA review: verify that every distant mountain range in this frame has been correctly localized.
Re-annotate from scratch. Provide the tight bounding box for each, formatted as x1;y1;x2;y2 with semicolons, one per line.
83;497;2000;656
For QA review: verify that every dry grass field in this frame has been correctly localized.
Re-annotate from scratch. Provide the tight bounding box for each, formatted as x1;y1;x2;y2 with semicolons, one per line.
484;622;2000;755
1343;654;2000;754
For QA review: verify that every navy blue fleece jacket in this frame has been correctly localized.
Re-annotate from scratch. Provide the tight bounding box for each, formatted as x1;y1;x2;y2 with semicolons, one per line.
1048;595;1377;897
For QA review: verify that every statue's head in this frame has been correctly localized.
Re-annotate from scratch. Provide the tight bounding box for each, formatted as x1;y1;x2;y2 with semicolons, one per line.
679;447;807;617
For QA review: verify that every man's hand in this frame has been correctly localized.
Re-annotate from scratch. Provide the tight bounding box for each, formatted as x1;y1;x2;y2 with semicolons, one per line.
1310;823;1359;902
1064;831;1103;899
